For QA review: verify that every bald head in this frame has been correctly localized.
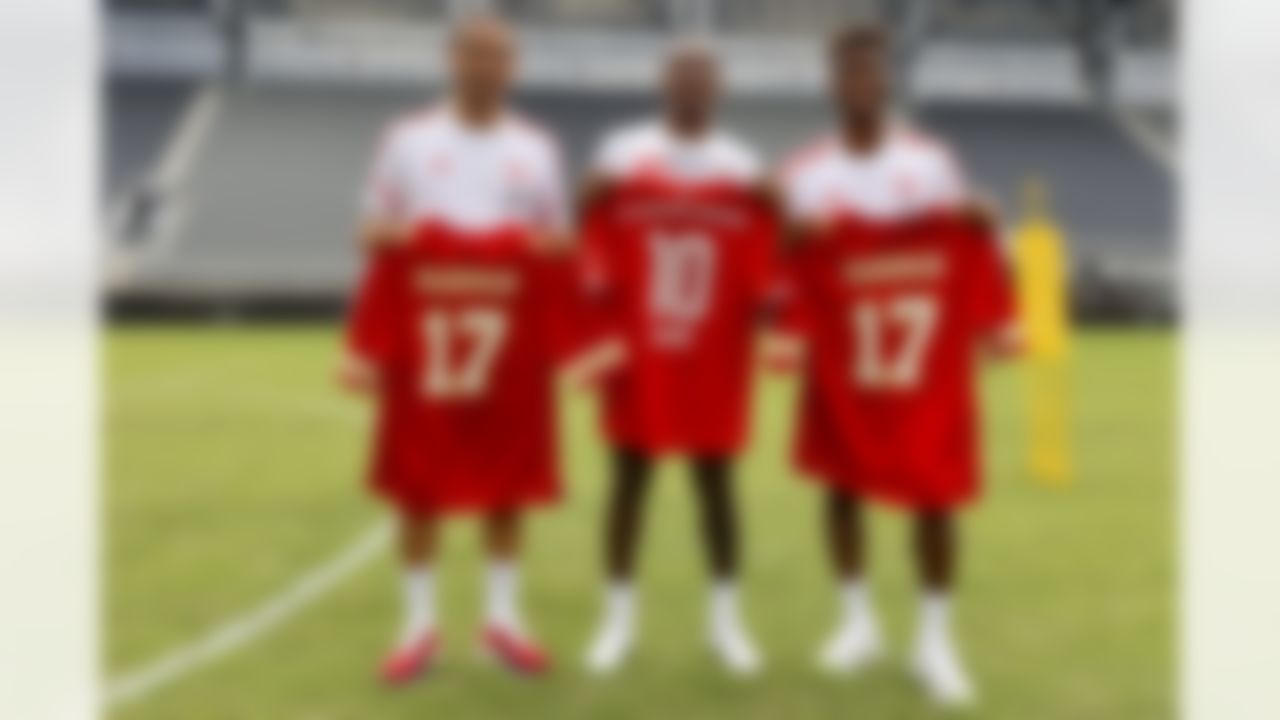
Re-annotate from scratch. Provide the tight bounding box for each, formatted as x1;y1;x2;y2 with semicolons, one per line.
448;13;516;122
662;37;721;137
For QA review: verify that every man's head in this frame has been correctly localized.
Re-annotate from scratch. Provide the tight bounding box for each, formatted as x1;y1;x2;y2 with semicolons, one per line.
448;13;517;119
661;37;722;136
828;22;892;124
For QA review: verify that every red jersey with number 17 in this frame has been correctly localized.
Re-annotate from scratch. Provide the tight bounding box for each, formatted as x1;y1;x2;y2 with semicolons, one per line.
346;222;582;514
785;214;1015;509
583;180;778;454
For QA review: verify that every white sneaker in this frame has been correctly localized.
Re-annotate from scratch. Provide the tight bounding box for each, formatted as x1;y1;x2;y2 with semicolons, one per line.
584;617;633;675
911;636;976;707
708;616;763;676
817;613;883;673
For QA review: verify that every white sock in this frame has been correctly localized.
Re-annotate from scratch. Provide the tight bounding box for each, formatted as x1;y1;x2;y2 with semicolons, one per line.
486;560;522;633
709;580;741;629
603;581;636;628
399;566;435;646
839;578;872;623
919;591;952;648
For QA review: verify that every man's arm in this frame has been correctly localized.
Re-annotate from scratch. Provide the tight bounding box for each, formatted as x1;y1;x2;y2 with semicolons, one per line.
358;120;412;252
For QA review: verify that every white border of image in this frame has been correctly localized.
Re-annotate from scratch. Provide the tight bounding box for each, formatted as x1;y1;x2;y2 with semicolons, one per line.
0;1;98;717
4;1;1280;717
1184;2;1280;719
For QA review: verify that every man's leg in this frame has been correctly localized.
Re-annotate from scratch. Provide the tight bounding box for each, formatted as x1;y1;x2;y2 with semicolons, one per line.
913;509;955;590
482;509;522;632
911;509;973;705
818;488;882;671
585;447;654;673
691;455;761;675
480;508;550;674
380;510;442;684
397;511;439;644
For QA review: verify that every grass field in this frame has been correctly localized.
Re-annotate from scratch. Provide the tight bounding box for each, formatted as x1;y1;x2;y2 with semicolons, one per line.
107;326;1173;719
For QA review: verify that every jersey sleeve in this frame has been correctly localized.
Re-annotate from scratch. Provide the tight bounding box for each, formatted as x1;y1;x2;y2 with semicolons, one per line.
361;124;409;222
532;253;617;364
968;225;1017;335
743;199;784;312
344;249;406;364
771;246;820;339
578;194;617;296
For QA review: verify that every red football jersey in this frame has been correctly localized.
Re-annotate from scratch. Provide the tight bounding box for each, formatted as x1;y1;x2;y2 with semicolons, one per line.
346;223;582;514
785;214;1015;508
582;180;778;454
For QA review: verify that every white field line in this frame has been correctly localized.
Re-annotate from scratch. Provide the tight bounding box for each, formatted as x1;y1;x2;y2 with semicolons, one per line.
107;365;379;708
105;521;390;708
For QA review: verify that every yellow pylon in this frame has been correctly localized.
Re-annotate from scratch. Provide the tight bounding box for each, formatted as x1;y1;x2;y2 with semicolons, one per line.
1012;177;1073;487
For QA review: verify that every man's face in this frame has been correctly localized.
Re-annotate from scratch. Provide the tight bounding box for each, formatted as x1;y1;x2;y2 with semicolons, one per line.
831;44;890;118
663;50;720;128
449;19;515;110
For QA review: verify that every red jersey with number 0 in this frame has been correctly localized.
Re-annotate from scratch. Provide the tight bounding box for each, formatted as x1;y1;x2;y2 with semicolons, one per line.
785;215;1014;508
346;223;582;514
583;181;778;454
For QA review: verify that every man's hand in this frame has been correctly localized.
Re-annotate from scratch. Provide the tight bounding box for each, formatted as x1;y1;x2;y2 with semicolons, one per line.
531;230;573;256
784;215;835;250
336;353;380;396
559;336;627;390
957;192;1001;229
359;219;411;252
985;322;1023;360
749;179;782;210
759;332;806;374
577;174;615;214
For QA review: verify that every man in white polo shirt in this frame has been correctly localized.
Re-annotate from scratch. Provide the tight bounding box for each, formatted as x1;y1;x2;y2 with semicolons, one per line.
580;39;775;676
778;23;1007;706
344;12;568;682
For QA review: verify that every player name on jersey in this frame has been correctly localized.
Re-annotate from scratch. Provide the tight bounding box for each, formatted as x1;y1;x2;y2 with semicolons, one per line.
844;251;947;285
414;266;523;296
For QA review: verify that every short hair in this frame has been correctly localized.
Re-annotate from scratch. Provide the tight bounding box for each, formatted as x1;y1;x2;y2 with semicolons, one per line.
828;21;890;61
448;10;513;48
664;34;718;66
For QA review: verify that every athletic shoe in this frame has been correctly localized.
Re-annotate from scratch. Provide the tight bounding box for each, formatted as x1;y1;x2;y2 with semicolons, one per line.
379;630;442;686
817;612;883;673
482;624;551;676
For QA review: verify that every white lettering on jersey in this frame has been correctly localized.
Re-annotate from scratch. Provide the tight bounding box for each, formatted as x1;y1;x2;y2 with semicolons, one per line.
647;231;718;323
852;293;941;391
422;306;510;400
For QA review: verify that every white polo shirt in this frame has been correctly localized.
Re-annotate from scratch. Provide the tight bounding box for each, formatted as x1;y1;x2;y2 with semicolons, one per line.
592;118;763;185
363;103;568;233
780;123;966;222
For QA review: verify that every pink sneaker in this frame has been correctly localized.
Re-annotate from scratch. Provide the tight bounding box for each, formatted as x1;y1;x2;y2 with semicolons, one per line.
379;631;442;686
481;625;551;676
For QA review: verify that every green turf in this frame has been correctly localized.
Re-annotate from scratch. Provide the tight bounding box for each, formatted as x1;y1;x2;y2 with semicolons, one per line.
107;326;1172;719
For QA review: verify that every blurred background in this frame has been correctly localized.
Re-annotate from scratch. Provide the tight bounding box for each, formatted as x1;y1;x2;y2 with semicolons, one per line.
104;2;1174;719
104;0;1174;321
